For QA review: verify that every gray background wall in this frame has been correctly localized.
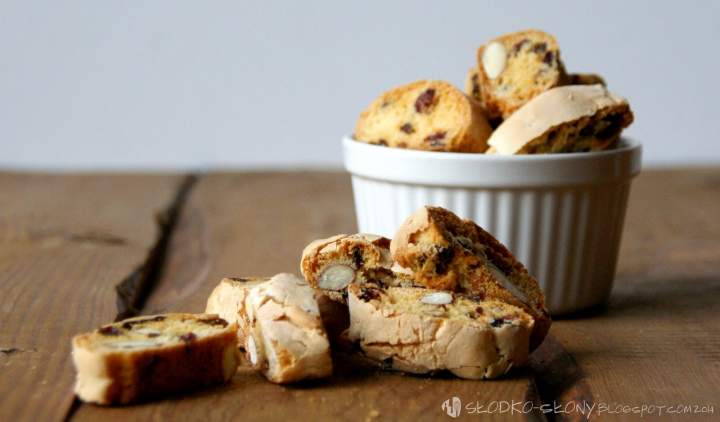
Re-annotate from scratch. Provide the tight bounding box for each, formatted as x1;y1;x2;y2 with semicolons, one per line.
2;1;718;169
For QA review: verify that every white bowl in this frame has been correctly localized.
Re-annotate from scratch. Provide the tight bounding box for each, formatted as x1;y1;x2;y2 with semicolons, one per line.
343;136;642;315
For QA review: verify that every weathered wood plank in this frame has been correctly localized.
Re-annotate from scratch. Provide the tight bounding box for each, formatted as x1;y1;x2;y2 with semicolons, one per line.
0;173;186;422
73;172;538;422
545;168;720;420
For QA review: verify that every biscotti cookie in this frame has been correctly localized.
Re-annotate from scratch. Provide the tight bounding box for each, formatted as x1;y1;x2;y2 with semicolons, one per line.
354;80;492;152
205;277;269;346
568;73;605;86
243;273;332;383
476;29;569;120
486;84;634;155
390;206;550;349
347;284;533;379
72;313;240;405
301;233;412;303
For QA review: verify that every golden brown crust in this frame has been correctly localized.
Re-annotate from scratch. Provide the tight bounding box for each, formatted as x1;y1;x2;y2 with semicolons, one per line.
72;313;240;405
390;206;550;350
354;80;492;152
476;29;569;120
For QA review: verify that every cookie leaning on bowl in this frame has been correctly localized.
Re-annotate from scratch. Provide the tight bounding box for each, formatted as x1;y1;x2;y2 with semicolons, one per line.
486;84;634;155
347;283;534;379
355;80;493;152
390;206;550;350
71;313;240;405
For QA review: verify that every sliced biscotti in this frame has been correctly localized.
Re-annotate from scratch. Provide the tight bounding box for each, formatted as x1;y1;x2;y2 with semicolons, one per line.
72;313;240;405
347;283;534;379
487;84;634;155
301;233;412;302
390;206;550;349
243;273;332;383
354;80;492;152
205;277;269;346
476;29;569;120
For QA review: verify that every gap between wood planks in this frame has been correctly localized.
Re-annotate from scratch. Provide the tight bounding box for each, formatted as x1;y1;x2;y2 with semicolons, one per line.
62;172;581;422
62;174;197;422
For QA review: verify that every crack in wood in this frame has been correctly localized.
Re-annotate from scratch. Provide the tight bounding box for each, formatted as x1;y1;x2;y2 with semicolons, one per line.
529;335;594;422
114;175;198;321
63;174;198;422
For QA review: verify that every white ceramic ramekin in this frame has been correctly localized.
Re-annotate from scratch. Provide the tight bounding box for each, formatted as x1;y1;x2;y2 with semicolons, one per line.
343;136;642;315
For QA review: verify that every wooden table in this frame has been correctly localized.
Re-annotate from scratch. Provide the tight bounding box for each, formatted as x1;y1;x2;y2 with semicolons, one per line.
1;169;718;421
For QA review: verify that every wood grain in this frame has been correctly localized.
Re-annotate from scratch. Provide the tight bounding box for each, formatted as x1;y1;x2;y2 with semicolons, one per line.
5;168;719;421
0;173;185;422
72;172;540;422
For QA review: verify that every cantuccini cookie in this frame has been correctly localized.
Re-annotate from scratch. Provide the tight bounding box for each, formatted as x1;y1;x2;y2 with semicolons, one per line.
476;29;569;120
390;206;550;349
486;84;634;155
301;233;412;303
347;284;534;379
205;277;269;346
72;313;240;405
355;80;492;152
243;273;332;383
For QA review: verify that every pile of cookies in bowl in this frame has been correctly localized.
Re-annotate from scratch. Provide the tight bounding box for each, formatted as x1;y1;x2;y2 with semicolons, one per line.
354;29;634;154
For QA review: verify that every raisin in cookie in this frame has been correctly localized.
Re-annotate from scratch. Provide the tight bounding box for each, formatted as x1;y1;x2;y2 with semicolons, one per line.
390;206;550;349
354;80;492;152
243;273;332;383
301;233;412;303
72;313;240;405
347;284;534;379
486;84;634;155
476;29;569;120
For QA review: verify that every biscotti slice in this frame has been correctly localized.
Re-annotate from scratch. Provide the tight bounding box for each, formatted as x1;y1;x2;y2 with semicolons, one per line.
72;313;240;405
205;276;269;346
486;84;634;155
347;284;533;379
301;233;413;303
243;273;332;383
354;80;492;152
476;29;569;120
390;206;550;349
568;73;605;86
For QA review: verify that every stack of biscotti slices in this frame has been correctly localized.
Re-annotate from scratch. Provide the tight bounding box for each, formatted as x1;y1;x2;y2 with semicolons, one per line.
300;206;550;379
355;29;634;154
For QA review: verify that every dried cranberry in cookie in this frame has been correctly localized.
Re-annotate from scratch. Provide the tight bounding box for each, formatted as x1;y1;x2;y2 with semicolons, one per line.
475;29;569;120
354;80;492;152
